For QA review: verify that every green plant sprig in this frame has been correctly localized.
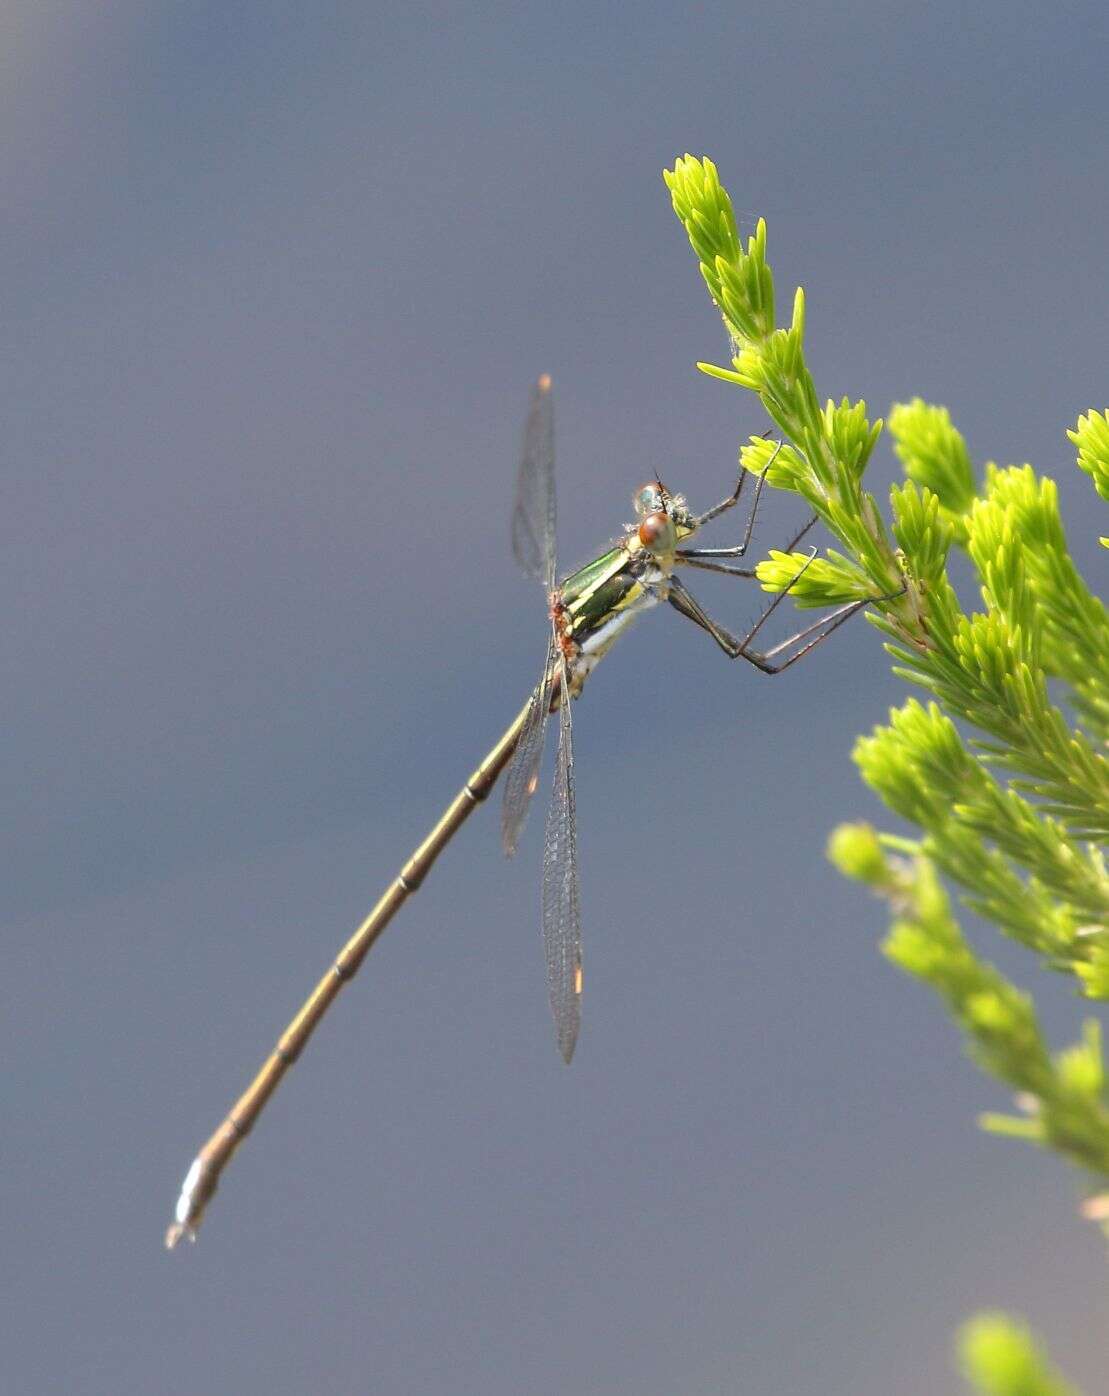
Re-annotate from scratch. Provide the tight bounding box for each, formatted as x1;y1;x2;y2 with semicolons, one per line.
1069;409;1109;549
830;828;1109;1180
852;701;1108;979
665;154;1109;849
667;149;1107;1395
665;154;1109;1200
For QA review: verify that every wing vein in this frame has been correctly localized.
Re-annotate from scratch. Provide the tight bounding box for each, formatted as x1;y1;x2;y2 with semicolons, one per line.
511;377;556;588
541;657;581;1064
502;632;558;856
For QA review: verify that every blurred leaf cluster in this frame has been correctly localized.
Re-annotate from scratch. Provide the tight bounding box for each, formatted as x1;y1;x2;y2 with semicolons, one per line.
958;1313;1082;1396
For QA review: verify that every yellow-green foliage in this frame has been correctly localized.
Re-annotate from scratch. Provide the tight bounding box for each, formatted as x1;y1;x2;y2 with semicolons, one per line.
667;148;1105;1396
665;151;1109;1181
958;1312;1083;1396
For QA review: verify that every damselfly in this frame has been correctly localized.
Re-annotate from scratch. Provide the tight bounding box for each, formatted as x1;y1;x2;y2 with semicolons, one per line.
166;375;878;1248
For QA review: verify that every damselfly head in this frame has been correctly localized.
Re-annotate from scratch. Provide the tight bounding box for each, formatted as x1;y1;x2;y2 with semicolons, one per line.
633;477;691;555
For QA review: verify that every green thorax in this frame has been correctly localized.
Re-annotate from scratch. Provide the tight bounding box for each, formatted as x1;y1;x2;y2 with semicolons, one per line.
558;546;644;644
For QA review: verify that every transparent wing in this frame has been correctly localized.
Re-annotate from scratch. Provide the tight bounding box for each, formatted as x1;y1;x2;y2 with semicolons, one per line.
511;375;556;589
501;630;557;857
541;657;582;1064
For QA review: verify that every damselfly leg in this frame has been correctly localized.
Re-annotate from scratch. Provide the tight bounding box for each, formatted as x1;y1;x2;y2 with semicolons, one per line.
690;439;777;535
680;458;817;572
670;456;896;672
667;564;877;674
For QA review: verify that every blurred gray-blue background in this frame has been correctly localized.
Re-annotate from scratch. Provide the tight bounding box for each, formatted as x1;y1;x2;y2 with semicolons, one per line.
3;3;1107;1392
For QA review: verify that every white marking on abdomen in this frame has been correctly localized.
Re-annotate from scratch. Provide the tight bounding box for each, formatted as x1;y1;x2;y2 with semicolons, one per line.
572;590;660;685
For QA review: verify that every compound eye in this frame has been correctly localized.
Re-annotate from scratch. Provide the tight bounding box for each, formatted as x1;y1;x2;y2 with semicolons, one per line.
633;483;665;517
638;510;677;553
